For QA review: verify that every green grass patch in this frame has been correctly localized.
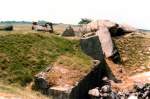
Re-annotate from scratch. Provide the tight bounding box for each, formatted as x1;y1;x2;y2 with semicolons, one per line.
0;33;92;86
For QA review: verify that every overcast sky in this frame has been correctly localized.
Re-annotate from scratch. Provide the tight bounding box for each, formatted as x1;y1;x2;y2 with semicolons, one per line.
0;0;150;29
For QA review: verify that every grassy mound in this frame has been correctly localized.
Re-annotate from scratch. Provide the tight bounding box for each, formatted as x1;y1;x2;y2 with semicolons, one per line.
114;35;150;74
0;33;92;86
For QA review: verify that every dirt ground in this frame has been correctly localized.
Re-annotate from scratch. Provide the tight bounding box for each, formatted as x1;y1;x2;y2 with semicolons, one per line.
107;32;150;91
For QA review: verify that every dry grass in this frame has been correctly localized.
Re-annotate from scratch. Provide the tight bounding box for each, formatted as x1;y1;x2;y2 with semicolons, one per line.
0;83;50;99
0;24;92;86
114;33;150;75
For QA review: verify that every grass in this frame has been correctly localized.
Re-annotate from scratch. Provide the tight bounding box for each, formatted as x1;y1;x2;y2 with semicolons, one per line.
115;36;150;69
0;32;92;86
0;83;50;99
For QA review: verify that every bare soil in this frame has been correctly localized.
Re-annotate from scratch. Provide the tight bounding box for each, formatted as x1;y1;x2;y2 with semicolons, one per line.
108;32;150;92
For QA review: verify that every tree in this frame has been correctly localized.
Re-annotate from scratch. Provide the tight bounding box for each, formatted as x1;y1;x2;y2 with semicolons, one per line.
78;18;92;25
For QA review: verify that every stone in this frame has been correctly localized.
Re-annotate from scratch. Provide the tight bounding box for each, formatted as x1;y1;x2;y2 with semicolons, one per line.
128;95;138;99
61;25;75;36
119;24;137;33
79;20;117;34
140;66;146;70
96;27;122;64
32;22;53;32
80;35;104;61
122;57;129;62
80;27;121;64
34;72;49;90
102;93;110;98
79;20;136;38
82;32;95;38
102;77;109;82
110;92;120;99
96;26;114;58
135;83;145;91
101;85;111;93
48;86;72;99
88;87;100;97
142;91;150;98
109;24;126;37
92;60;101;66
102;77;111;85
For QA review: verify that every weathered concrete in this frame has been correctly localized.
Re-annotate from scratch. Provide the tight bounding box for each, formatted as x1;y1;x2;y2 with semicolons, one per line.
47;86;72;99
62;25;75;36
80;35;104;61
79;20;137;37
32;22;53;32
80;33;121;64
34;59;118;99
69;60;118;99
34;32;121;99
96;26;114;58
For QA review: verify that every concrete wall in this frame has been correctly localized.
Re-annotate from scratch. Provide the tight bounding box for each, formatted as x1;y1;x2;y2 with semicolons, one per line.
34;34;119;99
69;59;118;99
80;35;104;61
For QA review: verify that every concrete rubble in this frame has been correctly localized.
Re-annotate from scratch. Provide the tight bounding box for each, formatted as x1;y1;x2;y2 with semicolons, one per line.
79;20;137;36
88;77;150;99
61;25;75;36
33;20;150;99
32;22;54;32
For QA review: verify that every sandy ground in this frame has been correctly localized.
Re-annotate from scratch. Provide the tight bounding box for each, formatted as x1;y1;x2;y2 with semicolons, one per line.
0;93;21;99
130;71;150;84
107;59;150;92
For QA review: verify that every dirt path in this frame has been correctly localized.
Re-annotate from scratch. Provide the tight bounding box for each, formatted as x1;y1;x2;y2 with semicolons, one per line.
106;59;135;91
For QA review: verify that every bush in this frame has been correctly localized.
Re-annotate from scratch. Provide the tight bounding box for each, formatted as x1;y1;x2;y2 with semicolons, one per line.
78;18;92;25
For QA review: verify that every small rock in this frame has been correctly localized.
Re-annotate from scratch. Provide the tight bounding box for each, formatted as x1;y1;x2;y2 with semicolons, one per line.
140;66;146;70
122;57;129;62
128;95;138;99
102;77;109;82
102;93;110;98
101;85;111;93
88;87;100;97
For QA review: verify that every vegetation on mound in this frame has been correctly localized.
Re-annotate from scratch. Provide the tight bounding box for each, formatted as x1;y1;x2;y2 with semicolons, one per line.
0;33;92;86
115;36;150;72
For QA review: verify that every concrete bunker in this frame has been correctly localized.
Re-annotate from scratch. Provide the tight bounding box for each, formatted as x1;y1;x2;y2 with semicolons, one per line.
34;34;122;99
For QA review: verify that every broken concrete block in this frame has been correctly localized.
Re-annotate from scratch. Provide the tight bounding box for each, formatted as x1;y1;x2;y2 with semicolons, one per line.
62;25;75;36
80;34;104;61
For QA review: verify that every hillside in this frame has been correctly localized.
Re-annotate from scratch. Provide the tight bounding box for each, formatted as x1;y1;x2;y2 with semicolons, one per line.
0;32;92;86
114;33;150;75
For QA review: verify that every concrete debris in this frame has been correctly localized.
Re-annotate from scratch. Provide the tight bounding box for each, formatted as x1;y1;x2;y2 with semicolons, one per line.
32;22;53;32
88;87;100;97
80;28;122;64
79;20;137;37
62;25;75;36
89;77;150;99
96;26;114;58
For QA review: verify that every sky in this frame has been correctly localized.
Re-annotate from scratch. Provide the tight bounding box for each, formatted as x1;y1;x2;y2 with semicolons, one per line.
0;0;150;29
